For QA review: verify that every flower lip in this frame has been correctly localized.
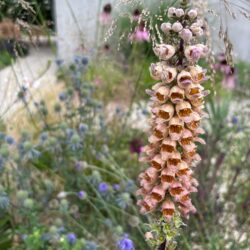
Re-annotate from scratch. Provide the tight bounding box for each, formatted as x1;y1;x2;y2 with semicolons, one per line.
159;110;170;119
169;125;183;134
161;168;175;183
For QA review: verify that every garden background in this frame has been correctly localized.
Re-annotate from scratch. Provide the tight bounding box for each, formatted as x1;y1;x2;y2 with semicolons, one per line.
0;0;249;249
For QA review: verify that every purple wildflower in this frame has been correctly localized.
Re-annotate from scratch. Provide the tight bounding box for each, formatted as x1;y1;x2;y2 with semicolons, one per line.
113;184;120;191
67;233;77;244
98;182;109;193
78;191;86;200
129;138;143;154
118;235;134;250
214;53;236;90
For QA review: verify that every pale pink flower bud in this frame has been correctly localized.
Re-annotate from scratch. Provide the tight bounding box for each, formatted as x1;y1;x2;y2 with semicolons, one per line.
145;232;154;240
184;46;203;62
151;154;164;171
190;23;204;37
153;44;176;60
160;22;172;33
193;127;205;135
175;8;184;17
196;44;209;57
149;63;177;83
187;9;198;19
177;70;192;88
179;29;192;42
162;199;175;220
172;22;183;32
161;66;177;83
167;7;176;18
149;62;164;80
176;101;194;123
194;137;206;145
169;85;185;103
169;116;184;141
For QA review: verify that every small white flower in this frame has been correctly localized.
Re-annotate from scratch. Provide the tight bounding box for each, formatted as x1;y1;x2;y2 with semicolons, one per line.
168;7;176;18
161;22;172;33
153;44;176;60
172;22;183;32
175;8;184;17
179;29;193;42
188;9;198;19
57;191;68;199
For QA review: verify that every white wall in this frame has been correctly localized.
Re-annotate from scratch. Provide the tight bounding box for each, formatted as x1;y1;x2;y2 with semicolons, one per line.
208;0;250;62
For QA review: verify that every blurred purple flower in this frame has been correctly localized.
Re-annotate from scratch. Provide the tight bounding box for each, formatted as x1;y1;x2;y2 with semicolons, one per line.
113;184;120;191
232;116;238;125
214;53;236;90
118;235;134;250
67;233;77;244
100;3;112;25
132;9;141;21
130;22;150;42
78;191;86;199
129;138;143;154
98;182;109;193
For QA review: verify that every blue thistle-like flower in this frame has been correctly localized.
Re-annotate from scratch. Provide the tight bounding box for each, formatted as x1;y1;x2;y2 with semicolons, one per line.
5;135;15;145
81;56;89;65
40;132;48;142
67;233;77;245
78;191;86;200
232;116;238;125
66;128;74;138
113;184;120;191
79;123;88;133
59;92;67;102
98;182;109;193
117;235;134;250
55;58;63;67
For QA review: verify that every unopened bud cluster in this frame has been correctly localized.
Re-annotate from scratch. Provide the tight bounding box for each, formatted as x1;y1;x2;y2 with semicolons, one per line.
137;6;209;220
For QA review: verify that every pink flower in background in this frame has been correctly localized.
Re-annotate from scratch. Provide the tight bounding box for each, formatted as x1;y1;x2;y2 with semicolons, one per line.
130;22;150;42
100;3;112;25
132;9;141;21
130;138;143;154
214;53;236;90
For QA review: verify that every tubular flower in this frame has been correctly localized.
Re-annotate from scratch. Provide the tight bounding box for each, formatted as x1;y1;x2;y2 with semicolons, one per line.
137;5;209;221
